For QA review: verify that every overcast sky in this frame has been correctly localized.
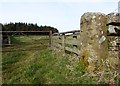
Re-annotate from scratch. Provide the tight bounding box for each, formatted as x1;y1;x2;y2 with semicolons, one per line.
0;0;120;32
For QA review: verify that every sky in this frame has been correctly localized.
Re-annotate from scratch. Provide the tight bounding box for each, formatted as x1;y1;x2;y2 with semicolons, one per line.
0;0;120;32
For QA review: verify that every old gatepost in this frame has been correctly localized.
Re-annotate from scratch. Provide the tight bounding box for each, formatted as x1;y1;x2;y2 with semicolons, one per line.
80;12;120;73
107;13;120;71
80;12;108;73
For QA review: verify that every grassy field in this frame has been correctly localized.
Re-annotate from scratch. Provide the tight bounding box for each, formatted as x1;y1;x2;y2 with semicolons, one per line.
2;35;106;84
2;36;89;84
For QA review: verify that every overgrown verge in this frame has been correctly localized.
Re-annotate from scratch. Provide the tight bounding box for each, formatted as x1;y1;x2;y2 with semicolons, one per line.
52;47;120;85
2;36;119;84
3;47;119;84
2;48;90;84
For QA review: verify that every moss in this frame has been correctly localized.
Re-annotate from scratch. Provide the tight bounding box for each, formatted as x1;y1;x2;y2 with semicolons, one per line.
80;50;91;70
83;50;90;57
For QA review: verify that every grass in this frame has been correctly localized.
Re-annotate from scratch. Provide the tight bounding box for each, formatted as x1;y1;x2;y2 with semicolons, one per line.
2;35;111;84
2;36;49;52
2;48;91;84
11;36;49;45
2;36;89;84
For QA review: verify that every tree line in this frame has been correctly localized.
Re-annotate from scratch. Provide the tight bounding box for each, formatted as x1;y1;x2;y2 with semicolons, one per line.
2;22;59;33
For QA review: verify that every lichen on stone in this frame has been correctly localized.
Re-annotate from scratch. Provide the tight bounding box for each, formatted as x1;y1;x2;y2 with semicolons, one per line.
80;12;108;73
80;12;119;84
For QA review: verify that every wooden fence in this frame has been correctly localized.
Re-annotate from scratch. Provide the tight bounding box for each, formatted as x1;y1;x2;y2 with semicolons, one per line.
52;30;80;55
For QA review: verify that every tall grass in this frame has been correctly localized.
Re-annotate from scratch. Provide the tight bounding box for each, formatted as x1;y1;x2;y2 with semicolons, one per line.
2;36;97;84
2;48;91;84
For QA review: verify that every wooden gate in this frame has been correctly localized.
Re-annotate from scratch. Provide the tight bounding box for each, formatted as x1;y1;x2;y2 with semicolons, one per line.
1;31;52;52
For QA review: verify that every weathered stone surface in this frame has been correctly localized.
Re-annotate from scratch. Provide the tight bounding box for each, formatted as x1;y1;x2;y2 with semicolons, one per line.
107;13;120;71
107;13;120;23
79;12;119;84
107;13;120;34
80;12;108;73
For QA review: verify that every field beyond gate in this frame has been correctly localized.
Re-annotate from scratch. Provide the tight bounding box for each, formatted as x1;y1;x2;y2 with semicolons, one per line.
2;36;49;52
2;35;92;84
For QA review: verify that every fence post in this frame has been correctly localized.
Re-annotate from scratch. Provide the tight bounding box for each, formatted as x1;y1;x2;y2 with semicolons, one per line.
62;33;65;52
8;35;11;44
49;31;52;47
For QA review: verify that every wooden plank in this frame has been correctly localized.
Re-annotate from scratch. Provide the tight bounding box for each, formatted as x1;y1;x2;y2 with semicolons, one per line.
53;41;62;44
60;30;80;34
65;47;80;55
65;34;80;40
1;31;50;33
52;38;62;43
65;39;80;46
62;34;65;52
52;35;60;38
52;37;62;41
1;31;50;36
52;33;60;36
53;30;80;36
49;31;52;47
8;36;11;44
53;43;63;49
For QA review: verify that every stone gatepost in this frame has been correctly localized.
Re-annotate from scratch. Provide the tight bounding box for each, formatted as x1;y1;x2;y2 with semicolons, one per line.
80;12;108;73
107;13;120;71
